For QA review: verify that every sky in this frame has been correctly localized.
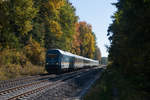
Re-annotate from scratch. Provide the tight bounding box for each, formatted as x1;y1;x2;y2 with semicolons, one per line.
70;0;117;57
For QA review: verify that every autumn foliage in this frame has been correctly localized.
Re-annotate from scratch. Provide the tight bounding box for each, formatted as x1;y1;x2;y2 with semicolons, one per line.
72;22;96;58
0;0;101;80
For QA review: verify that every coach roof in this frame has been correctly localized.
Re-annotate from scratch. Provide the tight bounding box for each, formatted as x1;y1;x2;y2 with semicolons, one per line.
47;49;98;62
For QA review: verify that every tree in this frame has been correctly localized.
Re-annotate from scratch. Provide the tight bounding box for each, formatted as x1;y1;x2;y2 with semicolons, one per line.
40;0;64;49
71;23;81;55
94;46;101;61
108;0;150;96
73;22;96;58
0;0;37;48
59;1;78;51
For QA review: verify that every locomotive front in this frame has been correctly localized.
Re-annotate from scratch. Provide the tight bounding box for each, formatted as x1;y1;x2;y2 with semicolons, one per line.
45;50;61;73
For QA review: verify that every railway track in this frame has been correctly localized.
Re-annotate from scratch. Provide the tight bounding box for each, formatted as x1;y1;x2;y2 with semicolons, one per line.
0;74;57;91
0;68;95;100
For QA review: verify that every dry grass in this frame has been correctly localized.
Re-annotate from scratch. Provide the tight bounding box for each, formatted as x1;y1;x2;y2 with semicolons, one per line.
0;64;46;80
0;49;46;80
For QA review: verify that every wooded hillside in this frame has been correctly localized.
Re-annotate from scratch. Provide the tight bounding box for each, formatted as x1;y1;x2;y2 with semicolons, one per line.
0;0;101;80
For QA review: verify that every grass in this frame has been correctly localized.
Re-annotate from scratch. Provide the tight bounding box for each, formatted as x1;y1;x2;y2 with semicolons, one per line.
0;64;46;80
84;70;113;100
84;67;150;100
0;48;46;80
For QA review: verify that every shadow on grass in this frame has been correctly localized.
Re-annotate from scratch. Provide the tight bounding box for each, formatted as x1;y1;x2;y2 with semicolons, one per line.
84;68;150;100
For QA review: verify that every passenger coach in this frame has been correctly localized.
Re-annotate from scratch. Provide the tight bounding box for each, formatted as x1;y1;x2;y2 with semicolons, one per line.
45;49;99;73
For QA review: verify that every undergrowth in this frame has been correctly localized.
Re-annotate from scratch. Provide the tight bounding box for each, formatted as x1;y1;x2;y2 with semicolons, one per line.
84;67;150;100
0;48;46;80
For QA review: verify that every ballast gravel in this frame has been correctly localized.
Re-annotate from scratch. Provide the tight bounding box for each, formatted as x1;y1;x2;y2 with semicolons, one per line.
30;68;102;100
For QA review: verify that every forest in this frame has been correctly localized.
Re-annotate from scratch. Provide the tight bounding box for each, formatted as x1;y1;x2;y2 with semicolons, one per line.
84;0;150;100
0;0;101;80
107;0;150;99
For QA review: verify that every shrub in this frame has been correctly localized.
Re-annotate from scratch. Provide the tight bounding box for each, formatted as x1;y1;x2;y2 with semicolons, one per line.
0;49;28;65
0;48;46;80
20;61;46;76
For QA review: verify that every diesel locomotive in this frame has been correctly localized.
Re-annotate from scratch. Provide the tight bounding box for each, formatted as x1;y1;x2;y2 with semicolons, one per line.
45;49;99;73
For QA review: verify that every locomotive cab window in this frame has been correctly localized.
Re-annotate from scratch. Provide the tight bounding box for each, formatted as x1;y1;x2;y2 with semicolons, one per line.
47;54;58;58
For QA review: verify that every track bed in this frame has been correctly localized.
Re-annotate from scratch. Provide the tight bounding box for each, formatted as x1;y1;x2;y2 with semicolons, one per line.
0;67;102;100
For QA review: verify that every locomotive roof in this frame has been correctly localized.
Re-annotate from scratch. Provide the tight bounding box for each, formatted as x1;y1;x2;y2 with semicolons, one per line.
47;49;98;62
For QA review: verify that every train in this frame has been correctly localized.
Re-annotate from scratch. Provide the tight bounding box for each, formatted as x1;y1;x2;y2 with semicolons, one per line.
45;49;99;73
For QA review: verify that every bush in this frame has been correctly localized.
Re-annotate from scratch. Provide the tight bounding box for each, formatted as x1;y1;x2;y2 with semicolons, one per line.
84;67;150;100
20;61;46;76
0;49;27;65
0;48;46;80
0;67;8;80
